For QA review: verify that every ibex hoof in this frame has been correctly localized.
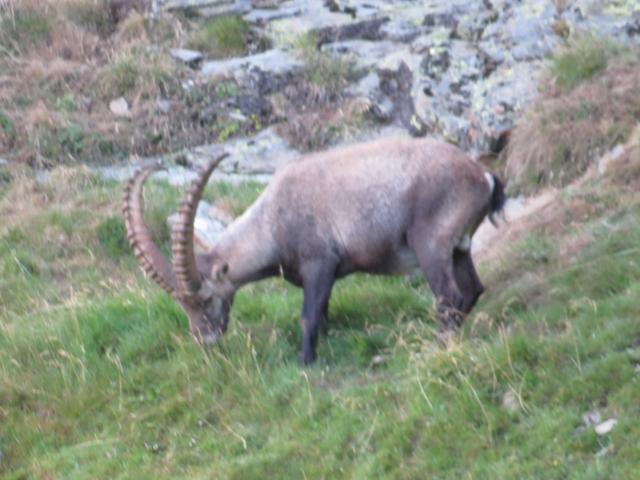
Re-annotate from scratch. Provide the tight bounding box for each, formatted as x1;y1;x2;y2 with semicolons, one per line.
299;350;317;365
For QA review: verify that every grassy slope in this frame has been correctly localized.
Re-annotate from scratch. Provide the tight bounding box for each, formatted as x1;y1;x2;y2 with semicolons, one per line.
1;165;639;479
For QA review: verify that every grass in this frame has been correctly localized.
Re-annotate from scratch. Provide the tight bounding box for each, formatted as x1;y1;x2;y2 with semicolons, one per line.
1;156;640;478
0;5;53;56
504;37;640;194
62;0;113;37
549;35;619;91
188;15;249;58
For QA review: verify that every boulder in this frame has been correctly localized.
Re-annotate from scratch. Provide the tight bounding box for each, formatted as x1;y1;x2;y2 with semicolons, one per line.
170;48;204;65
201;49;303;95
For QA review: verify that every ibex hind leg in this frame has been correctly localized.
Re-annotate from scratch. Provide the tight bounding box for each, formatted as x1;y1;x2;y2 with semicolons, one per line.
299;259;337;365
452;248;484;314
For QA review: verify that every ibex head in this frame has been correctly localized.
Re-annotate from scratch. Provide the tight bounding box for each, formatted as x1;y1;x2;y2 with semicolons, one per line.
122;153;233;344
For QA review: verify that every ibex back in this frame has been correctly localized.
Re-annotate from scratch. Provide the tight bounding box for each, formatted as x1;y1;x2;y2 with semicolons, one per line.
123;136;505;364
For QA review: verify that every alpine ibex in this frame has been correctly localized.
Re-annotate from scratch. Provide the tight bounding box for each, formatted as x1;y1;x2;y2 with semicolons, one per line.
123;136;505;364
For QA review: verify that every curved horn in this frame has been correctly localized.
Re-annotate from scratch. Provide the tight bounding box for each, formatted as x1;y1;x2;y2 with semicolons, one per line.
122;163;177;295
172;153;229;297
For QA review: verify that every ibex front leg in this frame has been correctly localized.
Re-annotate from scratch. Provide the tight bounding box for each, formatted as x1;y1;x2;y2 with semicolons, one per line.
299;260;336;365
409;230;466;330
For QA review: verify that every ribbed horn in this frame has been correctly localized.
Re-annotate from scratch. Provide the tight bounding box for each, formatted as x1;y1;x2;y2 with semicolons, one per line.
122;163;177;295
172;153;229;297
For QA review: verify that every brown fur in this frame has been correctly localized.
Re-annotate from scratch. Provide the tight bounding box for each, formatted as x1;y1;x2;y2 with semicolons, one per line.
126;136;504;364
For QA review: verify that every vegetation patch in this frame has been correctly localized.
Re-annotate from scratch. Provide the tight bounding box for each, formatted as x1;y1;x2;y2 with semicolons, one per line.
62;0;114;37
188;15;250;58
2;164;640;478
0;1;271;167
275;33;366;152
549;35;620;91
0;4;53;56
505;38;640;194
96;215;129;258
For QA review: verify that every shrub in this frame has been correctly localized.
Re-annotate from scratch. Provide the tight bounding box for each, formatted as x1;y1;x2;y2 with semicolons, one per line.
98;60;140;98
188;15;249;58
549;35;619;91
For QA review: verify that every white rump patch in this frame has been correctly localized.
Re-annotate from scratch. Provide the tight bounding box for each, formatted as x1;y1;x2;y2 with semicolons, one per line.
484;172;495;192
457;234;472;252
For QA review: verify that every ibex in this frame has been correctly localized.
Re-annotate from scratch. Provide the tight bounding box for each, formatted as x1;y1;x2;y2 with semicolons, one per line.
123;136;505;364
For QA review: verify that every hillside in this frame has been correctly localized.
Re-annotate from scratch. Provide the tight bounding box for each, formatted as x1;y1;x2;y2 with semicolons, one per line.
2;1;640;479
1;128;640;479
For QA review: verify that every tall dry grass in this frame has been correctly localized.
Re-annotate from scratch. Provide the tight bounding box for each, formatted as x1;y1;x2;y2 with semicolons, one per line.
505;50;640;194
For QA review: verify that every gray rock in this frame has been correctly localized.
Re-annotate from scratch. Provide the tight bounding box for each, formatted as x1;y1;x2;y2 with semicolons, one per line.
626;11;640;37
170;48;203;65
156;99;172;114
167;200;230;252
0;158;7;166
201;49;303;94
567;0;640;43
236;93;272;118
193;126;299;175
96;127;300;186
369;96;394;123
163;0;251;17
380;18;424;43
346;71;381;98
322;39;398;69
502;390;520;413
244;4;303;23
109;97;131;118
315;17;390;46
378;57;427;135
265;0;381;46
456;9;496;42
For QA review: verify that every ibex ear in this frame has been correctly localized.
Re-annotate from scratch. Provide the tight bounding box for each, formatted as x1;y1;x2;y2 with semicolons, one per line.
216;263;229;281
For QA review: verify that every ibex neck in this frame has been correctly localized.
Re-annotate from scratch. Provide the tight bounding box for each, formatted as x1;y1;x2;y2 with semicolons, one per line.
213;198;278;287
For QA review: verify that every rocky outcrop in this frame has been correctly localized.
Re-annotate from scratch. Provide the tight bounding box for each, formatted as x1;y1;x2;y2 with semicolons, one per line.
101;0;639;188
97;127;300;185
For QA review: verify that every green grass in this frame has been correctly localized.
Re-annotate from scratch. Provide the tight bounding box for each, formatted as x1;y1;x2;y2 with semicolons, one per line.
550;35;621;91
1;170;640;478
0;7;53;56
188;15;249;58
